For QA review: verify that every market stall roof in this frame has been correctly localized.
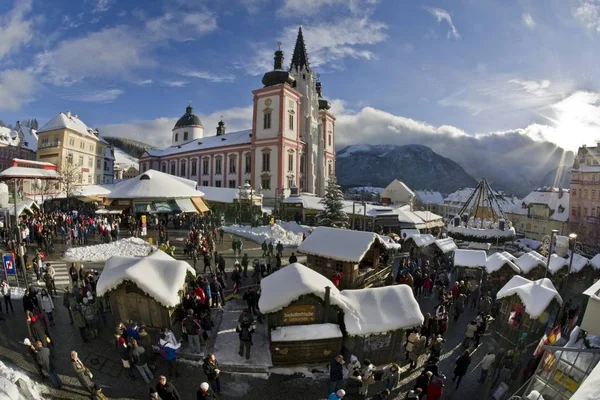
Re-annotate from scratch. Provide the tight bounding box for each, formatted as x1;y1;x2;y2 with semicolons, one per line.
174;198;198;213
297;226;385;263
515;250;547;274
0;166;60;180
589;254;600;271
567;253;590;274
97;250;195;308
435;238;457;253
454;249;487;268
377;235;401;250
258;263;423;336
271;323;343;342
500;251;518;262
496;276;562;319
198;185;239;204
191;197;210;213
583;279;600;300
106;169;204;200
485;252;520;274
548;254;569;275
406;234;436;248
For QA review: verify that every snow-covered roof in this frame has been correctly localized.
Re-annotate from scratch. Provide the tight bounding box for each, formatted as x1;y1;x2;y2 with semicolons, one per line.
414;190;444;205
435;238;457;253
583;279;600;300
106;169;204;199
198;185;239;204
298;227;384;263
413;210;443;222
485;252;520;274
567;253;590;273
589;254;600;271
382;179;415;197
13;125;38;152
515;251;547;274
145;129;252;158
496;276;562;318
271;323;342;342
500;251;518;262
509;188;570;222
38;112;98;139
0;166;60;179
104;146;115;160
74;184;112;197
377;234;401;250
349;186;384;194
258;263;424;336
453;249;487;268
97;250;194;307
468;242;491;250
406;234;436;248
282;193;395;217
548;254;568;275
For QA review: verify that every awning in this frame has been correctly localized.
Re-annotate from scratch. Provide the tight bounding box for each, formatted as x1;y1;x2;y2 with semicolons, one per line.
174;198;198;214
153;201;173;214
191;197;210;213
134;203;152;213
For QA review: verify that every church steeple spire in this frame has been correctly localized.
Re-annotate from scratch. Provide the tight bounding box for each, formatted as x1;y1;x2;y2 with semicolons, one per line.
290;26;310;72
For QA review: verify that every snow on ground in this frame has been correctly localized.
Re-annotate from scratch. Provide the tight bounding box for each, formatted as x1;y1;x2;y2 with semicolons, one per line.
270;365;329;378
222;222;306;246
10;287;25;300
63;237;155;262
0;360;45;400
113;147;139;168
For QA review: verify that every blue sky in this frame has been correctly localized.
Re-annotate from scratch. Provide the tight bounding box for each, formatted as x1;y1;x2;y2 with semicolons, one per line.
2;0;600;155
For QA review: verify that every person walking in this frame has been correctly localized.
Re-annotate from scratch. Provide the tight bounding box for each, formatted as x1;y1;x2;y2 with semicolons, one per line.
243;287;257;316
329;354;345;394
38;289;55;327
261;240;268;257
276;241;284;257
410;334;427;370
0;280;14;314
156;375;181;400
71;350;95;395
453;350;471;388
159;333;181;378
183;310;202;354
69;263;79;287
117;337;136;379
384;363;400;393
463;320;478;348
202;353;221;395
479;349;496;383
45;263;58;296
289;252;298;264
23;338;44;380
35;341;62;388
405;329;420;361
131;339;154;383
139;326;156;370
236;319;254;360
241;253;249;278
197;382;217;400
359;359;375;399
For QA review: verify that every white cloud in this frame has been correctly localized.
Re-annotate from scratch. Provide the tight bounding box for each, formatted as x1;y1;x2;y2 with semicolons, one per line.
35;26;152;85
240;0;269;14
509;79;551;95
243;17;387;75
135;79;153;85
62;89;124;103
92;0;113;13
278;0;379;17
145;12;217;41
574;1;600;32
522;12;536;29
0;0;34;60
0;69;36;110
179;70;235;83
424;6;461;39
163;81;188;87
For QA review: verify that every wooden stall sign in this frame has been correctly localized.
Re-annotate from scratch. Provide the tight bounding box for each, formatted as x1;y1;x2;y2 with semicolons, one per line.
283;305;316;324
363;333;392;352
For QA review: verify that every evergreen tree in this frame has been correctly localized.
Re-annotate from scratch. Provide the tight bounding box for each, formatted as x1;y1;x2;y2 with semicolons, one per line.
317;176;349;228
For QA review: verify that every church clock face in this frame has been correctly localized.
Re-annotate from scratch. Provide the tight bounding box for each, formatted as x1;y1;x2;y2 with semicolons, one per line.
264;98;272;106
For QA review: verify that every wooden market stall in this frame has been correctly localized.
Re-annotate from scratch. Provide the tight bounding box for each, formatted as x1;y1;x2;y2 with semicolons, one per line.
551;254;598;307
484;252;521;294
96;250;194;328
259;263;424;366
495;276;562;347
453;249;487;287
297;227;392;289
516;250;548;280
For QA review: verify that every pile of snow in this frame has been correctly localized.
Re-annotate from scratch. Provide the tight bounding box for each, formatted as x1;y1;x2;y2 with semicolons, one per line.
515;251;547;274
298;227;386;263
97;250;195;307
554;326;600;377
0;360;44;400
279;221;311;235
64;237;155;262
496;276;562;318
271;323;342;342
222;223;304;246
485;252;520;274
453;249;487;268
259;263;423;336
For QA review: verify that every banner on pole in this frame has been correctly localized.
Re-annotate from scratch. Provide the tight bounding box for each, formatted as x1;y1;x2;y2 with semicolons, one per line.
3;254;14;275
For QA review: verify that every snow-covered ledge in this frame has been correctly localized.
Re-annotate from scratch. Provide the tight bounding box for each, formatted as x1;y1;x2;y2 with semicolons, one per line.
447;225;515;242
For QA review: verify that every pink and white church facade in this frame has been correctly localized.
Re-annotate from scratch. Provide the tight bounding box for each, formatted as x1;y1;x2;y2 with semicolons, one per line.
139;27;336;198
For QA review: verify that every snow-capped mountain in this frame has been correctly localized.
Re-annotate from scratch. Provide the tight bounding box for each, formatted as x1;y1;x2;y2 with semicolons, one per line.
113;147;139;168
336;144;478;194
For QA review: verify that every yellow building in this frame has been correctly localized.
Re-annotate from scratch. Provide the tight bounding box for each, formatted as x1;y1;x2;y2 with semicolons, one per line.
122;166;139;179
507;187;569;241
36;112;110;185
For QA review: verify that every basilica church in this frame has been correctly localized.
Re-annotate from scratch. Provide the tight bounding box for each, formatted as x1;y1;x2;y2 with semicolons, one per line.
139;27;336;198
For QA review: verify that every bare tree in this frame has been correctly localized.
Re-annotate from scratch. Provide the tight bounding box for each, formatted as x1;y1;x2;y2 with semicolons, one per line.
31;179;57;205
59;163;82;209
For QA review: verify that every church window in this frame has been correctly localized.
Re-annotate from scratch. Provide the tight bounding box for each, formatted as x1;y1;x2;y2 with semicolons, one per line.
262;153;270;172
263;113;271;129
288;178;293;188
183;132;188;141
202;158;209;175
215;158;222;175
161;163;166;173
289;114;294;130
328;163;333;176
288;153;293;172
261;177;271;190
244;154;251;174
170;163;176;175
300;154;305;173
180;162;186;177
215;180;222;188
191;160;197;176
229;156;237;174
328;134;332;146
175;133;178;142
228;180;236;188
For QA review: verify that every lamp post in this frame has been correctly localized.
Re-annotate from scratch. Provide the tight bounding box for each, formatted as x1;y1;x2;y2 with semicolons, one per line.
560;233;580;313
544;229;559;279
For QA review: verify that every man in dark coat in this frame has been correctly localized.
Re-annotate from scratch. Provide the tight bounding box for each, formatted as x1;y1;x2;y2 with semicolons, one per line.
289;253;298;264
156;375;181;400
202;353;221;394
453;350;471;388
329;354;345;394
414;371;432;397
36;341;62;388
24;338;44;379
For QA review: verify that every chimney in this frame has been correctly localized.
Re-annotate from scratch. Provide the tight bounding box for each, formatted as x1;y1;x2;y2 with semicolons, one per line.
66;111;71;118
73;114;78;119
323;286;331;323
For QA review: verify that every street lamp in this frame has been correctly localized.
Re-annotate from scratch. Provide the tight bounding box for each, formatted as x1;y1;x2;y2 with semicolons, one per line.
544;229;559;279
561;233;580;310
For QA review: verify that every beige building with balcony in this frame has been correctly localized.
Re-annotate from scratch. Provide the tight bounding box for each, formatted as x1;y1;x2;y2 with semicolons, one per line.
507;187;569;241
36;112;111;186
570;145;600;246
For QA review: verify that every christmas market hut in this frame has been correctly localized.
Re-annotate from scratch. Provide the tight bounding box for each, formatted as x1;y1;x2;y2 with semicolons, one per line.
259;263;423;366
495;276;562;346
551;253;597;305
97;250;195;329
401;234;436;259
516;251;548;280
453;249;487;287
297;227;392;289
484;252;521;294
